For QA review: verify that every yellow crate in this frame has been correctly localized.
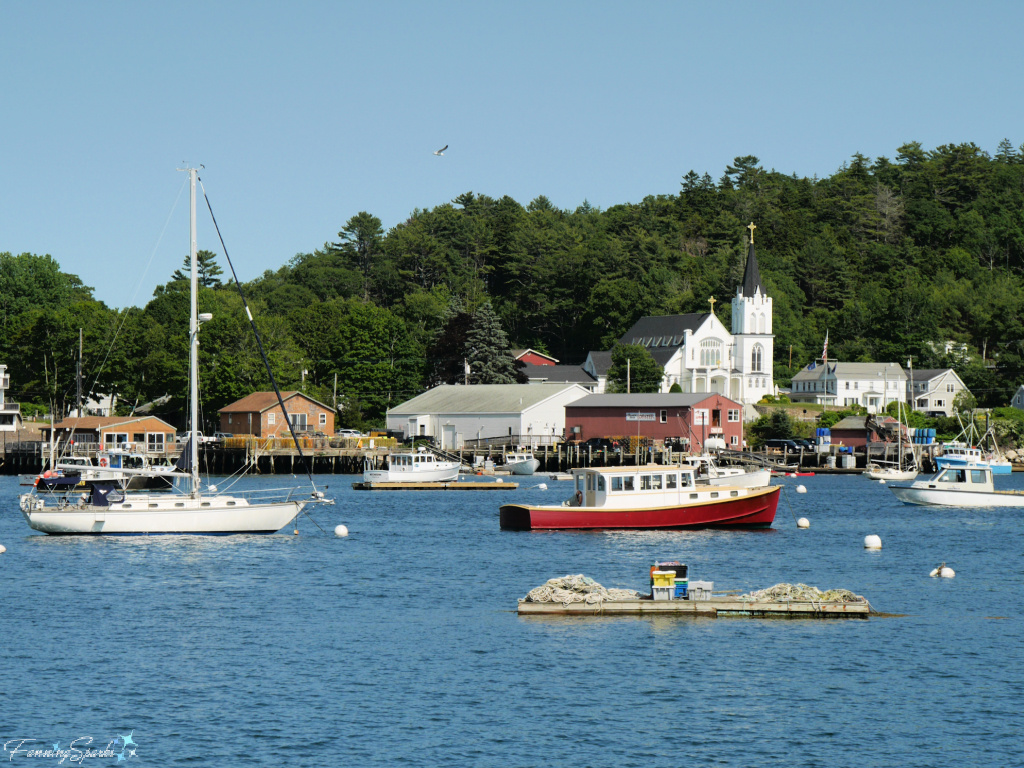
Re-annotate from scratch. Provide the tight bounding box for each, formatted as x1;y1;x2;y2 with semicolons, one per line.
651;570;675;587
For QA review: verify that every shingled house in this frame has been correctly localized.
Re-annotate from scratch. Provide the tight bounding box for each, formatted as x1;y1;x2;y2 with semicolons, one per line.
218;391;335;437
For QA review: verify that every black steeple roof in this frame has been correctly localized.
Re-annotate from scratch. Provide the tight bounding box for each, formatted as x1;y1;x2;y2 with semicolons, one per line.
740;240;762;298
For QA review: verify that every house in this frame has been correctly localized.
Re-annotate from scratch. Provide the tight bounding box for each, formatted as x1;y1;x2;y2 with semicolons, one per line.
521;363;599;392
514;349;559;366
383;383;590;450
218;391;335;437
41;416;176;452
790;362;907;414
828;415;870;449
564;393;744;453
1012;385;1024;411
907;369;968;417
582;225;774;406
0;364;22;432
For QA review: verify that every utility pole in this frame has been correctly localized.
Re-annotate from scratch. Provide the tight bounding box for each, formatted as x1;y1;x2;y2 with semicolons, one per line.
627;358;631;394
76;328;83;417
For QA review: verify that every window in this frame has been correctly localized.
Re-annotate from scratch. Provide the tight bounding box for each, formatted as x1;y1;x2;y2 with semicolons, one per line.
666;474;677;489
611;476;623;491
651;475;663;490
699;339;722;367
728;409;740;422
641;475;653;490
133;433;144;443
935;399;944;408
147;433;165;451
319;413;327;426
970;470;986;484
660;410;667;423
104;432;128;446
623;477;635;491
228;414;233;424
947;384;955;393
289;413;308;429
845;381;850;390
731;435;738;445
854;382;858;390
751;344;763;373
268;412;276;424
711;409;721;427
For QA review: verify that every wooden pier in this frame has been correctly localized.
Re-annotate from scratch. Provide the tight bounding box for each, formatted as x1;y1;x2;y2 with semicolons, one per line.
517;596;871;618
352;480;519;491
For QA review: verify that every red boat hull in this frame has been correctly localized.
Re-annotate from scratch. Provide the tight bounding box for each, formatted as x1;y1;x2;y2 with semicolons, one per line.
500;486;781;530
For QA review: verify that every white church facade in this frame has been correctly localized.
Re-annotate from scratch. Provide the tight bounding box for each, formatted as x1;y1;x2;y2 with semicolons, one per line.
583;223;775;407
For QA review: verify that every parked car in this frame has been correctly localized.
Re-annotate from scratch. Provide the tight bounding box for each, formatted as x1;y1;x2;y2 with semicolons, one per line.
176;431;216;445
212;432;233;442
335;429;363;437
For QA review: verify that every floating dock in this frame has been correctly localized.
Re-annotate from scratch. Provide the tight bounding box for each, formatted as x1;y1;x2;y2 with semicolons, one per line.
352;480;519;491
517;596;871;618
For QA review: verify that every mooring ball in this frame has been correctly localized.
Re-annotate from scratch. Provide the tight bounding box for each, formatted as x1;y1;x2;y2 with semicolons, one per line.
939;566;955;578
334;525;349;537
0;544;6;554
797;517;810;528
537;483;548;491
929;567;940;577
864;534;882;549
878;479;886;484
496;478;504;483
796;485;807;494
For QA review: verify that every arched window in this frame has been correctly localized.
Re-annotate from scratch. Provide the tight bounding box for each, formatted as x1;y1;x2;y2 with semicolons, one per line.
751;344;763;373
700;339;722;367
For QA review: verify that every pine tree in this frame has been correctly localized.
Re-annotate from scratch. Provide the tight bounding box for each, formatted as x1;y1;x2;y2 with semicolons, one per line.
171;249;224;288
465;302;522;384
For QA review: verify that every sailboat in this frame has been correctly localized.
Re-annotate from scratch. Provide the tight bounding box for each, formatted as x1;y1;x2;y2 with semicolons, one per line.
19;168;332;534
864;397;917;482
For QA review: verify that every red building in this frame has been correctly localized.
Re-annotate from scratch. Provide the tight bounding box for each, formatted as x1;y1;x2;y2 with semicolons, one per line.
565;393;744;452
514;349;559;366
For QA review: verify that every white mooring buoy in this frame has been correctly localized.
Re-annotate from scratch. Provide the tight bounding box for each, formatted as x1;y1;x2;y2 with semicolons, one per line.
864;534;882;550
334;525;349;537
0;544;6;554
537;483;548;491
797;517;810;529
878;479;886;484
930;562;955;578
796;485;807;494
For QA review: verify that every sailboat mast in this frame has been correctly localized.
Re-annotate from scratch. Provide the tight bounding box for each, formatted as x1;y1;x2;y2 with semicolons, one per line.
189;167;201;495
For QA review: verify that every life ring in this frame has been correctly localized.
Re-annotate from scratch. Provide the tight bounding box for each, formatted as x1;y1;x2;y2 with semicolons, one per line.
574;490;583;506
98;457;109;467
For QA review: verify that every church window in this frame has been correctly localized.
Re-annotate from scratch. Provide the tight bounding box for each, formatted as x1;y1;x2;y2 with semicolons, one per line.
699;339;722;367
751;344;763;373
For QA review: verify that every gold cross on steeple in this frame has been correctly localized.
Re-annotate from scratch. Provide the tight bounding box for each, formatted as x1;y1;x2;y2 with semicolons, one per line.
708;295;716;313
747;221;756;244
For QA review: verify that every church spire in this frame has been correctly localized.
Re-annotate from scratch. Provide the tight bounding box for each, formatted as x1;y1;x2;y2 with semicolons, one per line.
740;221;763;298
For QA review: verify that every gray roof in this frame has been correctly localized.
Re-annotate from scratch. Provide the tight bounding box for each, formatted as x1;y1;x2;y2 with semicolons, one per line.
388;383;586;415
521;364;597;385
792;362;907;381
568;393;737;408
741;241;763;298
619;314;708;348
908;368;952;383
831;416;868;431
586;350;613;376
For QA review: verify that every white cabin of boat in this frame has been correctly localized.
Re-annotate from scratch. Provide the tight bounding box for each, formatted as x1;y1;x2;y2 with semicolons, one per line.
566;464;760;510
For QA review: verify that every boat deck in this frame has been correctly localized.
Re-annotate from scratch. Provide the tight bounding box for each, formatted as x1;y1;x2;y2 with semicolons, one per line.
518;596;871;618
352;480;519;491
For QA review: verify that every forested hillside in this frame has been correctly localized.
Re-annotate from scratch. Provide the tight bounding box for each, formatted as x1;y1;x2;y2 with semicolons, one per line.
3;140;1024;428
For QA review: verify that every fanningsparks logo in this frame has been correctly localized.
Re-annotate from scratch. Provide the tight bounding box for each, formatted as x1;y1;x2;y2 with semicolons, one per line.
3;731;139;763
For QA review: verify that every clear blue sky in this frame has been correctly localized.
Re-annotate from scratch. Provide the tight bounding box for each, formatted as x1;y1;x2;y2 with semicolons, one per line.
3;1;1021;309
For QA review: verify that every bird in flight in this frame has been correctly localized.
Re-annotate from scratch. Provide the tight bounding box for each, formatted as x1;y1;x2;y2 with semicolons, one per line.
433;144;448;156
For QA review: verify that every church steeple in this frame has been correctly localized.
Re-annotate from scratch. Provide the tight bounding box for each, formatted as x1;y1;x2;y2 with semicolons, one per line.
740;221;763;298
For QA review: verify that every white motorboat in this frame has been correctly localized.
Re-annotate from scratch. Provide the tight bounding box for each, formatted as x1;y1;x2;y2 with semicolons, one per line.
682;455;771;488
503;450;540;476
888;463;1024;507
18;167;332;535
363;447;461;483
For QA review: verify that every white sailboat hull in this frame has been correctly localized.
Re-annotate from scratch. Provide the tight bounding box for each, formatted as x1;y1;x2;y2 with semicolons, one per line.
700;468;772;488
505;458;540;475
20;495;306;535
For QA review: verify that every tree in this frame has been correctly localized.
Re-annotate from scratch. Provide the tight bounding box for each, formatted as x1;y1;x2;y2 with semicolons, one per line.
171;249;224;288
465;302;522;384
332;212;384;301
606;344;662;393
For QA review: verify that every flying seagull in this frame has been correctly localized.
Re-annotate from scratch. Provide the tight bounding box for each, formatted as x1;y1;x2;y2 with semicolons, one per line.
433;144;448;156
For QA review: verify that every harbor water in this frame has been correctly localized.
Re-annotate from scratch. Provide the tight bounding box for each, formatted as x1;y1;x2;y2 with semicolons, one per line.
1;472;1022;766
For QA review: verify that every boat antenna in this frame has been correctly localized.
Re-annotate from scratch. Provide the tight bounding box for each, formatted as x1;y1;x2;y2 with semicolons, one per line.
195;176;320;496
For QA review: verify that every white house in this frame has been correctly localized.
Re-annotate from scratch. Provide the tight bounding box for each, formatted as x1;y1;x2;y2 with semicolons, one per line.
583;224;774;406
0;364;22;432
384;383;591;450
1012;385;1024;411
907;369;968;417
790;362;908;414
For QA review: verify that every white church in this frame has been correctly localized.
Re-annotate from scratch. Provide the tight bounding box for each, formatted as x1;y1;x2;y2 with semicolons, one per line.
583;223;775;407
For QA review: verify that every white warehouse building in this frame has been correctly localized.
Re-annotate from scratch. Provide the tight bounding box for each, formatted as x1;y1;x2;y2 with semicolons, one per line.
385;383;591;450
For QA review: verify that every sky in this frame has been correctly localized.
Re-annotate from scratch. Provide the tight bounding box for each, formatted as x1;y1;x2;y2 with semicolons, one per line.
2;1;1023;309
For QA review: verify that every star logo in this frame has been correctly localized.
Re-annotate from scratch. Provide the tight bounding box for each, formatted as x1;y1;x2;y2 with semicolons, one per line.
52;743;59;752
116;751;126;763
120;731;137;748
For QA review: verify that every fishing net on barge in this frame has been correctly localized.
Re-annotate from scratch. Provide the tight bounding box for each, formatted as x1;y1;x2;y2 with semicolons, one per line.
739;583;864;603
521;574;642;606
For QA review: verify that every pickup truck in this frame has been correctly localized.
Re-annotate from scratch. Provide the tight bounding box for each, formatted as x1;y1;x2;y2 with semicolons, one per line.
176;431;218;445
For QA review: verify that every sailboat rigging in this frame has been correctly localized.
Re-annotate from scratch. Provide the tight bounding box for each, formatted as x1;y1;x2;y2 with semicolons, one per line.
19;167;334;534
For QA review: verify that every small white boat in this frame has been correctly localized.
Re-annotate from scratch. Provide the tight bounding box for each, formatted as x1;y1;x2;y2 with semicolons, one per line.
682;455;771;488
503;450;540;476
863;461;917;482
888;463;1024;507
363;447;461;483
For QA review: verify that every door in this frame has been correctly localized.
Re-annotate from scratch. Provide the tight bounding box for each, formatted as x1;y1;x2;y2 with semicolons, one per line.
442;425;457;450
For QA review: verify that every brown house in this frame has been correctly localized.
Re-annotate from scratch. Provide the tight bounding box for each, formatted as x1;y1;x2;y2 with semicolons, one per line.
42;416;177;451
218;391;335;437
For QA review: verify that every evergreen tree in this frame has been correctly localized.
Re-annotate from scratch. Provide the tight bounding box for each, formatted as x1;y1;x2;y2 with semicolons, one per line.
606;344;663;393
464;302;522;384
171;249;224;288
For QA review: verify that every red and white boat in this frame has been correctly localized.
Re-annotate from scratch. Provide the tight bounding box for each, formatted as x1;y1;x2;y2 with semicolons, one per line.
499;464;780;530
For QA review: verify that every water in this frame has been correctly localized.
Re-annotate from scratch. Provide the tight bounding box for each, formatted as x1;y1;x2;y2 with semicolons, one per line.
2;472;1022;766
